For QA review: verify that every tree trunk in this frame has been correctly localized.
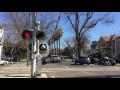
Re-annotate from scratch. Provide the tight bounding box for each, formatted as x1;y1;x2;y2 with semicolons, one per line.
49;44;51;57
59;38;60;56
77;41;80;58
52;43;53;56
57;40;58;55
54;41;56;55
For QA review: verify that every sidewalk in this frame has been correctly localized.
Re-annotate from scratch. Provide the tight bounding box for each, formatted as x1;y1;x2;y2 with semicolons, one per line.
0;60;48;78
0;73;48;78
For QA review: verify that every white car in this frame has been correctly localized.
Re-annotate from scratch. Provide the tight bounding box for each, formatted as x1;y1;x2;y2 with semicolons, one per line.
0;60;9;65
51;55;61;63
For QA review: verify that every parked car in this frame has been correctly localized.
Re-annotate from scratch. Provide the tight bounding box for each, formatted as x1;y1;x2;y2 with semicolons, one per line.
72;58;76;62
75;57;90;65
108;58;116;66
90;58;96;64
1;55;13;62
50;55;61;63
42;57;47;65
0;60;9;65
90;58;100;64
97;57;116;66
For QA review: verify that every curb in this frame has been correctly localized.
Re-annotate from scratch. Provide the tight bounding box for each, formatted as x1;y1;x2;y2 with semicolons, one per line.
0;73;48;78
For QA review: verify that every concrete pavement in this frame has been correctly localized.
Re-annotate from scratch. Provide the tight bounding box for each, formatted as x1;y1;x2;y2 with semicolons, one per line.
0;60;48;78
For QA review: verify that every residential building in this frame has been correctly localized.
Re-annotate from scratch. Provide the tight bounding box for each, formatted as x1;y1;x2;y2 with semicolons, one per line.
0;29;4;60
115;37;120;60
90;41;98;53
96;35;120;60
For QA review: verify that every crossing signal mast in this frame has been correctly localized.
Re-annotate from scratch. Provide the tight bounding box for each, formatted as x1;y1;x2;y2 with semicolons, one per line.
21;12;47;78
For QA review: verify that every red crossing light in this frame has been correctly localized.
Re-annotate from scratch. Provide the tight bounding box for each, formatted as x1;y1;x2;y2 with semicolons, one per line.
22;30;32;40
36;31;45;40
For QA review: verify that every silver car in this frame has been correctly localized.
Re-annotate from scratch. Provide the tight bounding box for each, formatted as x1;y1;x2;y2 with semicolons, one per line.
51;55;61;63
0;60;9;65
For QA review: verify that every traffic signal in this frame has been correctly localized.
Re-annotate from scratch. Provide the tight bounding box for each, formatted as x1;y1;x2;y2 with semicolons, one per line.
22;30;32;40
36;31;45;40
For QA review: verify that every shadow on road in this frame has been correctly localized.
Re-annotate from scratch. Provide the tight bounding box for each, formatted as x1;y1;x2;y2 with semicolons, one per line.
4;75;29;77
70;64;77;65
70;63;83;65
57;75;120;78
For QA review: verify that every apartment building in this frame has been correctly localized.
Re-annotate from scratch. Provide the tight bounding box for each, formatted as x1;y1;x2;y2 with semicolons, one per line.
96;35;120;60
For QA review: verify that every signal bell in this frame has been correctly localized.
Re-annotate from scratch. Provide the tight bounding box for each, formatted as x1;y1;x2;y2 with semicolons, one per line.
39;44;47;51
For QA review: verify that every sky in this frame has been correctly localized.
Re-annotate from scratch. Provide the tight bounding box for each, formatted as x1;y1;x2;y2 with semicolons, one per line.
89;12;120;41
0;12;120;48
59;12;120;46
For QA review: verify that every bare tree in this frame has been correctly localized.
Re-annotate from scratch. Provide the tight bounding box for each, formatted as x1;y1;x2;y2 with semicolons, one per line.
64;36;75;47
64;12;114;58
3;12;56;57
37;12;56;37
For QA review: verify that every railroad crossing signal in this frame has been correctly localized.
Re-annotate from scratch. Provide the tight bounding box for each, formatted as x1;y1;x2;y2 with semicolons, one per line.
21;30;32;40
22;30;45;40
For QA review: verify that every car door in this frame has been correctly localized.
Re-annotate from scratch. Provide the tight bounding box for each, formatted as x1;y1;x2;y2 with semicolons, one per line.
0;60;3;64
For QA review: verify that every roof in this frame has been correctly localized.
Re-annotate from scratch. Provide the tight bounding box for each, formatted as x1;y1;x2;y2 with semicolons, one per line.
111;35;120;40
101;35;120;41
101;36;110;41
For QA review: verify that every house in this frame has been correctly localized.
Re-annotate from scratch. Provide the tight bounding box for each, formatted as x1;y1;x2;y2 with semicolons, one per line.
115;37;120;60
96;35;120;60
0;29;4;60
90;41;98;53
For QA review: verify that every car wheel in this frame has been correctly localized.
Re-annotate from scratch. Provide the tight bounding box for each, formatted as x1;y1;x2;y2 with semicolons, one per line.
111;63;115;66
59;61;60;63
3;62;7;65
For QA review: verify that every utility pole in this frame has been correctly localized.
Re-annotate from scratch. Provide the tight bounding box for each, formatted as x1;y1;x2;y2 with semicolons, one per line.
31;12;37;78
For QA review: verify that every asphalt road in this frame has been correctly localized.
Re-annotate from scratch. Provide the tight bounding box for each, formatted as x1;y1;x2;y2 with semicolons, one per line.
0;62;15;69
42;59;120;78
0;59;120;78
0;64;11;69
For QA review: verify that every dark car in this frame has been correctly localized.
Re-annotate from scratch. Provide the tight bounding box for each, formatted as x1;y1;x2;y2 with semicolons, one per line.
42;57;47;65
108;58;116;66
1;55;13;61
97;57;116;66
75;57;90;65
90;58;99;64
91;58;100;64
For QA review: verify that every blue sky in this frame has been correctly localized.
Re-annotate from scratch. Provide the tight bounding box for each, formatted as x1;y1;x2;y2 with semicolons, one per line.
89;12;120;41
0;12;120;48
59;12;120;41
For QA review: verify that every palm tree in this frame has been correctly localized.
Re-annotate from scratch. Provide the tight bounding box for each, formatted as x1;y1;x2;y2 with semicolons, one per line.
54;28;63;56
47;28;63;56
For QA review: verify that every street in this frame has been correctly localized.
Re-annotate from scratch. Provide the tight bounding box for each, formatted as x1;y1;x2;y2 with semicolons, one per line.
41;59;120;78
0;59;120;78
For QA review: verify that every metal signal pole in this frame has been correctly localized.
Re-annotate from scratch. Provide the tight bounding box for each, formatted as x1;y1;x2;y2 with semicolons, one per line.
31;12;37;78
